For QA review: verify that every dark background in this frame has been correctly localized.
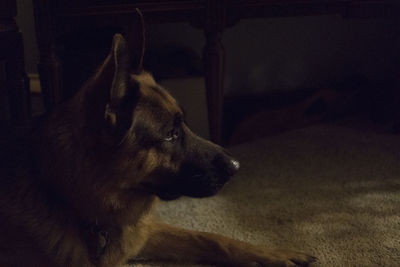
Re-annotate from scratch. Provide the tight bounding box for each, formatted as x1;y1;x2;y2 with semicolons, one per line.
16;0;400;144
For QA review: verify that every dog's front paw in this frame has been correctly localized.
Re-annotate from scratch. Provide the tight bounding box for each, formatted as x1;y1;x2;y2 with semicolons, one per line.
249;248;316;267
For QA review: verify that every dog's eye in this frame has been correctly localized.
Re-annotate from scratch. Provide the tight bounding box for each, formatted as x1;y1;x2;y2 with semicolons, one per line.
164;128;180;142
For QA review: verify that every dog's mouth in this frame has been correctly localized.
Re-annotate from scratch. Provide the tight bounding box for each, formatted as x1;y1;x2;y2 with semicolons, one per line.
179;173;229;198
151;184;225;201
143;173;230;201
156;191;182;201
141;155;238;201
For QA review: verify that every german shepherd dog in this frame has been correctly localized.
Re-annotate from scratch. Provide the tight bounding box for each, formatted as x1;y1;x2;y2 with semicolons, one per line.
0;21;316;267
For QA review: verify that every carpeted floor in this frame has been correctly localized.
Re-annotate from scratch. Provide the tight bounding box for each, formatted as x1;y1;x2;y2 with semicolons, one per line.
127;123;400;267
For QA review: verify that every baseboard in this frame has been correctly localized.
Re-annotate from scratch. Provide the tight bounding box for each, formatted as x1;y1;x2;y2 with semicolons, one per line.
28;73;41;94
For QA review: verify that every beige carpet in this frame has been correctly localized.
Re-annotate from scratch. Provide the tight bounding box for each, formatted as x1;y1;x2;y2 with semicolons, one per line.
127;123;400;266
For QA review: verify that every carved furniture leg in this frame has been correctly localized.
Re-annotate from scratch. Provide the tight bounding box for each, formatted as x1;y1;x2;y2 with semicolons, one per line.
33;0;63;110
0;0;31;121
203;0;227;145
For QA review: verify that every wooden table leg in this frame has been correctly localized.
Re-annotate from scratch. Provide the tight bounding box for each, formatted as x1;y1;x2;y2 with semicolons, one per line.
203;0;227;145
36;47;63;111
8;28;31;121
33;0;63;111
0;1;31;121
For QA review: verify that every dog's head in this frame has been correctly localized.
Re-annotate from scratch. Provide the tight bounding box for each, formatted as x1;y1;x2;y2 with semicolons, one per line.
79;34;239;201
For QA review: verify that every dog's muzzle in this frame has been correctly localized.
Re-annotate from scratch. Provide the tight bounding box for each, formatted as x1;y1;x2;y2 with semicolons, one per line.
144;144;240;201
177;153;240;198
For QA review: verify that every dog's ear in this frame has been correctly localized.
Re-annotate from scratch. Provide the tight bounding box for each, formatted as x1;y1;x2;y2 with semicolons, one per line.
103;9;145;135
103;34;138;136
109;34;130;105
85;10;145;138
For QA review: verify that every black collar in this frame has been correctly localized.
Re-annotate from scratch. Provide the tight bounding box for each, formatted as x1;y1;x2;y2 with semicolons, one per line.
87;220;109;262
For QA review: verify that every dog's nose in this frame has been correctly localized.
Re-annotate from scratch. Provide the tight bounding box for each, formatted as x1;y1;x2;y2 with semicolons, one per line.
230;159;240;173
225;158;240;176
219;149;240;175
212;153;240;176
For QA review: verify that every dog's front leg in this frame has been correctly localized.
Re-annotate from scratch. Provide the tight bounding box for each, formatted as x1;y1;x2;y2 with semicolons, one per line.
135;223;315;267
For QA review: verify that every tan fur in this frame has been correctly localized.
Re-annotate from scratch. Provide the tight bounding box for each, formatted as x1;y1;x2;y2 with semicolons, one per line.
132;72;157;87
